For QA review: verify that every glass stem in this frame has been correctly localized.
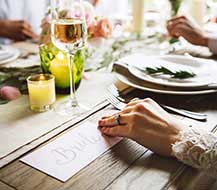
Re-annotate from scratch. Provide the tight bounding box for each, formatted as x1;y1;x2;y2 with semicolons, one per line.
68;53;78;107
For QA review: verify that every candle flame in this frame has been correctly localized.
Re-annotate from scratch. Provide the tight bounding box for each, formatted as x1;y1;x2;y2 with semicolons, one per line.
39;75;46;81
56;52;65;61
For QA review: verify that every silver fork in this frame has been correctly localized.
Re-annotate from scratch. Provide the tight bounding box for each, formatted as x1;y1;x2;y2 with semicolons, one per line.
106;84;207;122
106;91;126;110
108;84;207;117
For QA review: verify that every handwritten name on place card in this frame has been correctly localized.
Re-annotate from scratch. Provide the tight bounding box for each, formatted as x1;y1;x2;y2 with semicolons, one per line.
21;122;122;182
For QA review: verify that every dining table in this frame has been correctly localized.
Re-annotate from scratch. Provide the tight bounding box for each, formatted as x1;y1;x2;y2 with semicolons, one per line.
1;38;217;190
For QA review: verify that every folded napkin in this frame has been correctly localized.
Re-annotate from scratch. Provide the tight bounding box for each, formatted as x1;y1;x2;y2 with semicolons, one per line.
112;61;177;91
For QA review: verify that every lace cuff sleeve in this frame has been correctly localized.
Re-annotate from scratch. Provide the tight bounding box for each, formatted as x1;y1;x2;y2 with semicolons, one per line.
172;127;217;178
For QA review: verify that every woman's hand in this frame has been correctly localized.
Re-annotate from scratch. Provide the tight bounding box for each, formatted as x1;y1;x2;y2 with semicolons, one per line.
167;16;208;47
98;98;186;157
0;20;38;41
39;17;51;44
91;0;100;6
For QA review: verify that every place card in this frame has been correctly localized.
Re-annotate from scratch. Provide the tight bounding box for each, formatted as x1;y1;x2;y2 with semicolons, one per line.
21;122;122;182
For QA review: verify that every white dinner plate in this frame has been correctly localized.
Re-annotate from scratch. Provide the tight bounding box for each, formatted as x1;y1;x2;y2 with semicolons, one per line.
115;72;217;95
113;61;217;95
0;46;20;65
124;54;217;88
0;53;14;61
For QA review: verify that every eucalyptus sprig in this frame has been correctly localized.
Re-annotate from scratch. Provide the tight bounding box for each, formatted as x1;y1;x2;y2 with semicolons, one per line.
145;66;196;79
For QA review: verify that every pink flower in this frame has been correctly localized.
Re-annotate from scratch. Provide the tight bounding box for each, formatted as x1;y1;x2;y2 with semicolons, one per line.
40;3;113;42
65;2;95;27
93;18;113;38
0;86;21;101
87;23;96;37
83;1;95;27
85;13;94;27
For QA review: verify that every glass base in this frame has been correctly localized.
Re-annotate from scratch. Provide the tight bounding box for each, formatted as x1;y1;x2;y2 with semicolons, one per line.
55;100;88;116
30;104;54;112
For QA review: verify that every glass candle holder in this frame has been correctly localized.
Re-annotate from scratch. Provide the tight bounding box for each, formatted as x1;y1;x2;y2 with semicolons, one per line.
27;74;56;112
39;43;85;94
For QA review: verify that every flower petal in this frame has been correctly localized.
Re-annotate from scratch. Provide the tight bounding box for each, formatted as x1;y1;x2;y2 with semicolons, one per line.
0;86;21;101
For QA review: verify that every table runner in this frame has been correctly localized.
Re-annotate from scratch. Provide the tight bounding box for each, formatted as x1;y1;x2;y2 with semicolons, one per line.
0;38;213;167
0;71;117;159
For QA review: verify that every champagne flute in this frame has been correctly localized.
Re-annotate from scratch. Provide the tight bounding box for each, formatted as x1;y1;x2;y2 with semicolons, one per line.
51;0;87;115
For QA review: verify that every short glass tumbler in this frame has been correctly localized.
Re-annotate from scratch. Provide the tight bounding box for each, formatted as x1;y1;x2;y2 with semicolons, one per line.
27;74;56;112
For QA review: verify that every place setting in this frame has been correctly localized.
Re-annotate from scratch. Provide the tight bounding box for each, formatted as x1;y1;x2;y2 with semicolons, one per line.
0;45;20;65
113;53;217;95
2;0;217;189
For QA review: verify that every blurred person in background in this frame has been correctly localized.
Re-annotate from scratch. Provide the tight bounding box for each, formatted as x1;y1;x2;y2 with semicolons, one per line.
0;0;49;43
0;0;100;44
167;16;217;55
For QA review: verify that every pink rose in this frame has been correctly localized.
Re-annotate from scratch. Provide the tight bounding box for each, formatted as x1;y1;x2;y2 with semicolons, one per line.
40;2;96;44
85;13;94;27
93;18;113;38
83;2;95;27
87;23;96;37
65;2;95;27
0;86;21;101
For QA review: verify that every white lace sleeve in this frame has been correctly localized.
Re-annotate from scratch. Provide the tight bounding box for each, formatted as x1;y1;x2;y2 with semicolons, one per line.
172;127;217;178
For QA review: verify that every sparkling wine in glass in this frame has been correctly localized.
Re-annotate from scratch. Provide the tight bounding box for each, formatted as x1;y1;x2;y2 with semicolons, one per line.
51;0;87;116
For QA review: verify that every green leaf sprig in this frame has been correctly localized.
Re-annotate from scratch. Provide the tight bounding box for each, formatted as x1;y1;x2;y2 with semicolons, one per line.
145;66;196;79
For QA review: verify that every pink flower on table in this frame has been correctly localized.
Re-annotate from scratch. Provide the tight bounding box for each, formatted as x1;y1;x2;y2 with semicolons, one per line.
0;86;21;101
92;18;113;38
83;1;95;27
40;2;113;43
87;23;96;37
85;13;94;27
64;2;95;27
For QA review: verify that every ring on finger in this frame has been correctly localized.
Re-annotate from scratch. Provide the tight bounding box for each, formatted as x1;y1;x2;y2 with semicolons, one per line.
114;114;122;126
130;98;140;102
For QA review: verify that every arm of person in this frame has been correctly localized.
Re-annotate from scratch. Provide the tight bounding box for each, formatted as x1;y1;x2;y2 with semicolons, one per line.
208;37;217;55
90;0;100;6
167;16;217;55
172;126;217;177
98;98;217;178
0;20;6;37
0;19;38;41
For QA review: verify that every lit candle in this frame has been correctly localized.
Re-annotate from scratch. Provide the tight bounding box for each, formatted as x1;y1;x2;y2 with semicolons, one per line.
189;0;206;27
27;74;56;112
132;0;145;34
